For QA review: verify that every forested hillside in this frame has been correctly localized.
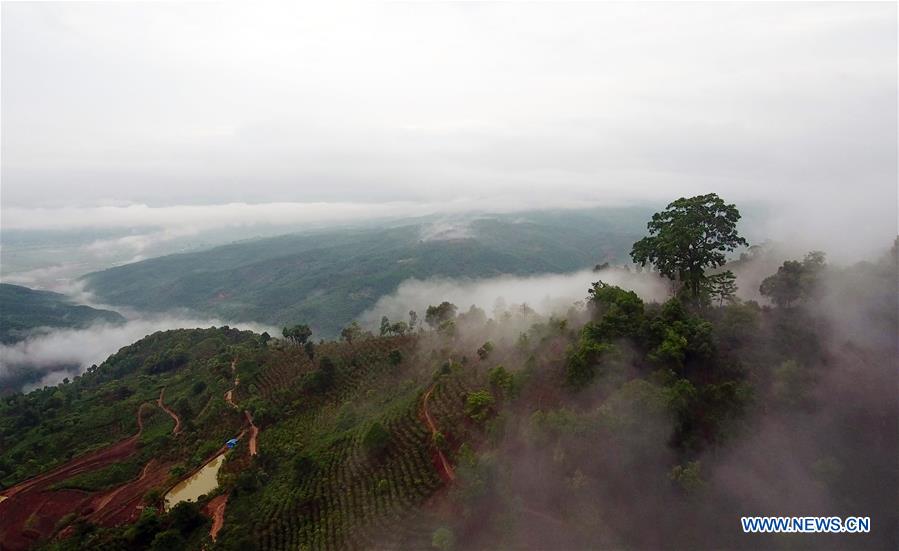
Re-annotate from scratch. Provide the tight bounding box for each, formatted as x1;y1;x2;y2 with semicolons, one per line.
81;209;651;336
0;284;125;344
1;198;895;550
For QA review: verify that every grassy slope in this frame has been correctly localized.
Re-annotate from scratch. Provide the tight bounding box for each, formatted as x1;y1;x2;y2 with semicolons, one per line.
82;208;651;336
0;284;126;344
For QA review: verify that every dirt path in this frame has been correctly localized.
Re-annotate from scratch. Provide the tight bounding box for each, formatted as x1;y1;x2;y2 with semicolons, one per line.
0;402;156;550
244;410;258;456
206;493;229;541
2;403;151;501
225;357;258;456
421;386;455;482
157;388;182;435
224;388;236;408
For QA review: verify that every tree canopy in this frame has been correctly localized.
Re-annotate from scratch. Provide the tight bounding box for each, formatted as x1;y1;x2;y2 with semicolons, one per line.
630;194;747;301
759;251;826;307
282;324;312;345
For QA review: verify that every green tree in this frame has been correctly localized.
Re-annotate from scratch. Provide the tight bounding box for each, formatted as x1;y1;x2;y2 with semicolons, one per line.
759;251;826;307
380;316;392;336
425;302;457;329
390;321;409;336
167;501;203;534
340;321;365;343
477;341;494;360
488;365;514;395
705;270;738;306
631;194;748;301
464;390;494;423
282;324;312;345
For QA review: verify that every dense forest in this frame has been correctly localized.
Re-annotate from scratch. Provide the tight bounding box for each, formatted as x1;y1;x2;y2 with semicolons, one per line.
0;196;895;550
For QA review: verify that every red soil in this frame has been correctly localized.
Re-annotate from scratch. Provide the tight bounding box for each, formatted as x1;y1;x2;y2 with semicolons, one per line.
204;493;229;541
244;411;258;457
420;386;455;482
157;388;182;435
0;403;173;551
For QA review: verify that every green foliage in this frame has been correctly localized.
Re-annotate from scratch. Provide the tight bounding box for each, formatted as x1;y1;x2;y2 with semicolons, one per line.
464;390;494;423
759;251;826;307
432;526;455;550
150;529;185;550
631;194;747;300
669;461;705;493
487;366;514;395
0;283;125;344
363;421;391;456
703;270;739;306
167;501;205;534
586;281;645;338
340;321;366;343
646;299;714;369
565;336;612;389
476;341;494;360
388;349;403;366
304;356;337;394
425;302;458;329
282;324;312;345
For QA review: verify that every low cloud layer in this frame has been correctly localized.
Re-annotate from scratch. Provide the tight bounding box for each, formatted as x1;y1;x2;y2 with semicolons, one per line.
2;3;895;263
0;316;277;393
360;268;672;329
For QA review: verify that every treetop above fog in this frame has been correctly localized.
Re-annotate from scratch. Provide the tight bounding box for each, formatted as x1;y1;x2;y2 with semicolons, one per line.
630;193;747;300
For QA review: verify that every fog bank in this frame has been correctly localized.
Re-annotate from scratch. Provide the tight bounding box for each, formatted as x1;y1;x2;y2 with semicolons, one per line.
361;268;671;329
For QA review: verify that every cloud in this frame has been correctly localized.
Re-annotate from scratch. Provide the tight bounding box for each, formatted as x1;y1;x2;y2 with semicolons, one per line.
1;3;894;262
359;267;672;329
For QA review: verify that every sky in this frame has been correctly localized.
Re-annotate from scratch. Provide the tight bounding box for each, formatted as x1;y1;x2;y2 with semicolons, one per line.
1;2;897;257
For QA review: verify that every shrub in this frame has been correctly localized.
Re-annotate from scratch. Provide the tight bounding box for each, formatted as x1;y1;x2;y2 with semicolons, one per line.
464;390;494;423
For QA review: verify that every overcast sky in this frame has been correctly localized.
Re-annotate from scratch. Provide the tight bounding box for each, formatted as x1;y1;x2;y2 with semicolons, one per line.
1;3;896;254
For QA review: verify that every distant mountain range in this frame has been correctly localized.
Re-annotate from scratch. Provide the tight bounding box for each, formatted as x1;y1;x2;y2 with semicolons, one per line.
0;283;125;344
82;208;652;336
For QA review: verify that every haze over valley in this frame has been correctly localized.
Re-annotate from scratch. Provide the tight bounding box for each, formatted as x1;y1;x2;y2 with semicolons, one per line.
0;3;896;550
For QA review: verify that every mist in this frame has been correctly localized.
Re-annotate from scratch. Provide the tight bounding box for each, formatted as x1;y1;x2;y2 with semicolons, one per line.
3;2;896;264
421;245;898;549
360;267;672;331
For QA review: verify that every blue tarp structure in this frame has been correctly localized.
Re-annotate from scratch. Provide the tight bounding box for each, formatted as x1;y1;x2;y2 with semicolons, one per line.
226;438;239;449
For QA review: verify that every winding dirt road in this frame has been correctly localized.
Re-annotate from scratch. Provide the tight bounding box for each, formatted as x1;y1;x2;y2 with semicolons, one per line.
0;403;160;550
157;388;182;435
421;386;455;482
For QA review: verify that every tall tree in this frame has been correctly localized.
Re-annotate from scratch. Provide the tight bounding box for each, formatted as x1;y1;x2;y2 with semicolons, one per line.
282;324;312;345
705;271;739;306
631;194;747;301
